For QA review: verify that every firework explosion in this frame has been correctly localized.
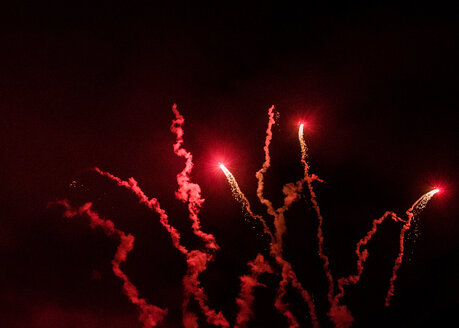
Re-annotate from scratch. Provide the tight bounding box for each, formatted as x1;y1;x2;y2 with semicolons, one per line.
52;105;439;328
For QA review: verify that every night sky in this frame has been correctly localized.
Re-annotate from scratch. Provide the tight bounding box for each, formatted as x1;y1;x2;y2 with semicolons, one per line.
1;1;457;328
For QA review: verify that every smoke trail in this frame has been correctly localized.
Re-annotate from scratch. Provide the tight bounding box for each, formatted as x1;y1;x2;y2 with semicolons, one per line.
170;104;228;327
299;124;337;313
94;167;188;255
272;182;319;328
328;211;401;328
170;104;218;251
235;254;273;328
274;256;319;328
255;105;276;215
385;188;439;306
334;211;400;303
51;200;167;328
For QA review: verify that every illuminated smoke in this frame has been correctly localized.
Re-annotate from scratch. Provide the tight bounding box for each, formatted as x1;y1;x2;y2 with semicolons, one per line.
235;254;273;328
170;104;218;252
255;105;276;215
170;104;228;327
299;124;334;300
93;168;188;255
51;200;167;328
385;188;440;306
334;211;401;303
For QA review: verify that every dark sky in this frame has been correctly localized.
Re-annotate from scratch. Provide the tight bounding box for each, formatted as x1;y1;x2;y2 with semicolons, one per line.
0;1;457;328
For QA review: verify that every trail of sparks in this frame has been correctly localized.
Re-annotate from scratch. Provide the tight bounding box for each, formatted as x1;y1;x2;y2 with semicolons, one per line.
170;104;228;328
219;164;273;240
51;200;167;328
299;124;340;324
385;188;440;306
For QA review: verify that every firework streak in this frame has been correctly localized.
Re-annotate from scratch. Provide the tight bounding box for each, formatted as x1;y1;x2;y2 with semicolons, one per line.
52;104;439;328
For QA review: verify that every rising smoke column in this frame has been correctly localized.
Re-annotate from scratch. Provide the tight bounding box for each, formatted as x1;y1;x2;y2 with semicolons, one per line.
51;200;167;328
384;188;440;306
170;104;228;328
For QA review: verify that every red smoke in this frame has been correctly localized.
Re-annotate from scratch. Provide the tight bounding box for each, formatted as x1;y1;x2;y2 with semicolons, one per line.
335;211;401;303
253;106;319;328
235;254;273;328
92;105;230;327
170;104;218;252
170;104;228;327
52;200;167;328
93;168;188;255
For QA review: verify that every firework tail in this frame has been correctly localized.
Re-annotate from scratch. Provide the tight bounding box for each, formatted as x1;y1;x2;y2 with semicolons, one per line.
384;189;439;306
170;104;228;327
51;200;167;328
220;164;273;240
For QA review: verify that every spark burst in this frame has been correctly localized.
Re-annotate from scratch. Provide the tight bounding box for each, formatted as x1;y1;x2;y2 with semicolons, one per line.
51;104;439;328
